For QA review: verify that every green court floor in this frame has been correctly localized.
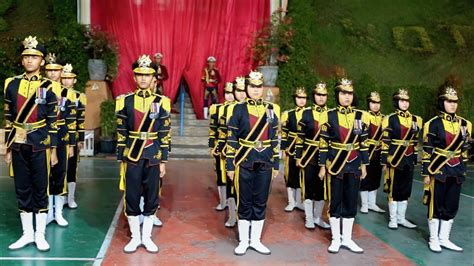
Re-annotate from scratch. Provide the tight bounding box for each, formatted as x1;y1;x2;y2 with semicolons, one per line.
0;158;122;265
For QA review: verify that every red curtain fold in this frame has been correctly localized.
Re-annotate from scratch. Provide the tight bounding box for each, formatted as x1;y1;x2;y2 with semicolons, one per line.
91;0;269;119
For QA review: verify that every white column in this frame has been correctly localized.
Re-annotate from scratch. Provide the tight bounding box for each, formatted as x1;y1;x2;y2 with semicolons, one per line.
78;0;91;25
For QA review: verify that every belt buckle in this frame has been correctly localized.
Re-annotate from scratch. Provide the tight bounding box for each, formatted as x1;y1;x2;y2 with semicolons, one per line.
447;151;455;159
403;140;410;147
347;143;354;150
140;132;148;140
254;140;263;149
23;123;33;131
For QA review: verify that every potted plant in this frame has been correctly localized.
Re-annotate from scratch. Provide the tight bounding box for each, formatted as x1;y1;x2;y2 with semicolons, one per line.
100;100;117;154
84;27;119;81
251;8;294;86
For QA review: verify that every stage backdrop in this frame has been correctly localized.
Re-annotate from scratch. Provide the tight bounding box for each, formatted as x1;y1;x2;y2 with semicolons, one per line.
91;0;269;119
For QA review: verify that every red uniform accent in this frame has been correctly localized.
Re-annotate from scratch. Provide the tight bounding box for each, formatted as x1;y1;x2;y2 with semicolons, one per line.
202;68;221;87
369;123;378;138
134;109;153;146
249;114;269;141
313;120;319;136
400;125;414;156
445;131;460;165
339;126;358;161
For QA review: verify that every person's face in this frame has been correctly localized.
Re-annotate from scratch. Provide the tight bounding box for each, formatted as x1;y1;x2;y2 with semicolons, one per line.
398;99;410;111
247;86;263;100
208;61;215;68
224;92;234;102
235;90;246;102
61;77;76;88
369;101;381;113
22;55;44;73
295;96;307;107
134;73;154;89
444;100;458;114
45;69;62;81
155;57;162;65
338;91;353;107
314;93;327;106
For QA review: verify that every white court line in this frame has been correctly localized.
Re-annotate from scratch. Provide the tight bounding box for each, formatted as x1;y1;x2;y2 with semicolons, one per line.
94;196;124;266
0;257;95;261
413;179;474;199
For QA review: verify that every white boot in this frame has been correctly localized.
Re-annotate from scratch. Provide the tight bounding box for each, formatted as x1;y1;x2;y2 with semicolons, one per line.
34;213;50;251
328;217;341;253
153;215;163;227
304;199;315;229
142;215;159;253
249;220;271;255
428;219;442;253
313;200;330;229
8;212;34;250
54;196;68;227
388;201;398;229
204;107;209;119
67;182;78;209
46;195;54;225
124;216;142;253
295;188;304;211
397;200;416;228
284;187;296;212
234;220;250;255
359;191;369;214
215;186;227;211
225;198;237;228
341;218;363;253
368;190;385;213
439;219;463;252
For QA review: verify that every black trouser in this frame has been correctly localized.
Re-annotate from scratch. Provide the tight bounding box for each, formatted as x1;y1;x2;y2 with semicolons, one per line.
204;86;217;107
124;159;160;216
329;173;360;218
360;153;382;191
431;176;462;220
302;162;325;201
391;164;414;201
237;162;272;220
50;145;68;195
12;145;49;213
215;155;225;186
285;155;300;189
67;145;79;182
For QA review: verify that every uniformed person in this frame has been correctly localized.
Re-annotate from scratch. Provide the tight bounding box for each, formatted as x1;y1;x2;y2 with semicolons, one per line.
5;36;60;251
153;52;168;95
359;92;385;214
381;88;423;229
319;78;369;254
422;86;471;253
209;84;227;211
202;56;221;119
226;71;280;256
46;62;77;227
295;83;331;230
281;87;306;213
66;88;86;209
217;77;247;228
116;55;171;253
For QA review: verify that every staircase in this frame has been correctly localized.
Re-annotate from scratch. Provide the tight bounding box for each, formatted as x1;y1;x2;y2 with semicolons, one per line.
170;93;211;160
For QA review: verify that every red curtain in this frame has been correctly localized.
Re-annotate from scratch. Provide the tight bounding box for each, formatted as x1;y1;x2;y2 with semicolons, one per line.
91;0;269;119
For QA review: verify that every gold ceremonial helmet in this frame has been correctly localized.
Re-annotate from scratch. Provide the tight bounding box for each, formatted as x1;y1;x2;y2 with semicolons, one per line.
45;53;63;70
234;76;246;91
61;63;76;78
224;82;233;93
313;82;328;95
393;88;410;100
438;86;458;101
247;70;264;87
367;91;381;103
336;78;353;93
21;36;45;57
293;87;307;98
133;55;156;75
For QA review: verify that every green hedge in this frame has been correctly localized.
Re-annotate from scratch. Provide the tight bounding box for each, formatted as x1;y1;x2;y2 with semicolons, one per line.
276;0;473;123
